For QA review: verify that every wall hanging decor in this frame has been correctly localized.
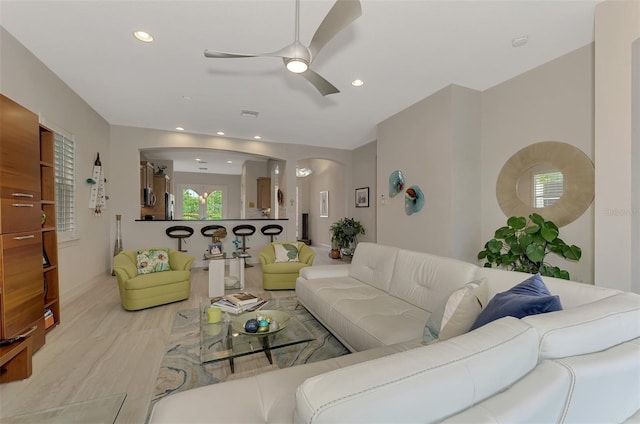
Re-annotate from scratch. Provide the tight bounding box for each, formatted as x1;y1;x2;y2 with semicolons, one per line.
388;170;405;198
320;191;329;217
404;185;425;216
355;187;369;208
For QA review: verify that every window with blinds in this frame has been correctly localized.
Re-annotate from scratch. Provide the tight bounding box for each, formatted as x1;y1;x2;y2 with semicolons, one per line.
533;171;563;208
54;133;76;239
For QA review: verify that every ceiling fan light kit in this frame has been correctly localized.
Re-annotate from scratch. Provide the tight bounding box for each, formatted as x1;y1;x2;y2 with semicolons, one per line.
203;0;362;96
285;58;309;73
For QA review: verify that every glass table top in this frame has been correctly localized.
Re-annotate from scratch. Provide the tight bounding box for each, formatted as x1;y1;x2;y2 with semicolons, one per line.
200;298;314;365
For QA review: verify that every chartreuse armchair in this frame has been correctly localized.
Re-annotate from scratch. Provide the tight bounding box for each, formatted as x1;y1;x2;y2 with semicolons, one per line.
113;247;194;311
258;242;316;290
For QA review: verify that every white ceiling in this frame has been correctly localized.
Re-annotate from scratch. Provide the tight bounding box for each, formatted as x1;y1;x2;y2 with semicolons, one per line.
0;0;599;152
141;147;266;175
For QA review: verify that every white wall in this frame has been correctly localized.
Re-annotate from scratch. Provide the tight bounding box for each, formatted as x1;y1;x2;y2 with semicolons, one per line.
306;159;347;247
481;44;595;284
594;0;640;292
350;141;377;244
377;85;481;262
0;27;112;297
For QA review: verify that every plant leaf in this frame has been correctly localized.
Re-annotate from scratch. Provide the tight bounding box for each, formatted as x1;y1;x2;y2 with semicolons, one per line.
487;239;503;254
524;225;540;234
540;224;559;242
525;243;545;263
562;245;582;261
477;250;487;260
530;213;545;226
495;226;513;239
507;216;527;230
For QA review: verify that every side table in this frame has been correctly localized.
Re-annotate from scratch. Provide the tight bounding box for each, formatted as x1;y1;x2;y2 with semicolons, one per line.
208;256;245;298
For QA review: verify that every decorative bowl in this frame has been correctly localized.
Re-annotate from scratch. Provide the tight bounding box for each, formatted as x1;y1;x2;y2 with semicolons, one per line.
231;310;291;335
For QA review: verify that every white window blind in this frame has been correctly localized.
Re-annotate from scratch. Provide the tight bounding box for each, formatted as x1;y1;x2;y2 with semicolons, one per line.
54;133;76;238
533;171;563;208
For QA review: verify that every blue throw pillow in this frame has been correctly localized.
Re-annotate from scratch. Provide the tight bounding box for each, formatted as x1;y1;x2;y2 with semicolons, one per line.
470;273;562;331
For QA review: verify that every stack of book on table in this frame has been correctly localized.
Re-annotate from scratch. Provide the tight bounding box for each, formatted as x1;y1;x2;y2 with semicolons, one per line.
210;292;267;314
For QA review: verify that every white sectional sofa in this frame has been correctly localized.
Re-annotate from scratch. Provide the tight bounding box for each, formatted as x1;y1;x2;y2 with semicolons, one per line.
149;243;640;423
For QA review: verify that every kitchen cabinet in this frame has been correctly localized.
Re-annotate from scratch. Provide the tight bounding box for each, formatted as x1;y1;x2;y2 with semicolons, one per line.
257;177;271;210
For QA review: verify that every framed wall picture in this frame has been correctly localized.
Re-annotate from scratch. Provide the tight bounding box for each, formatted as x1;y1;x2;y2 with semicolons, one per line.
320;191;329;217
355;187;369;208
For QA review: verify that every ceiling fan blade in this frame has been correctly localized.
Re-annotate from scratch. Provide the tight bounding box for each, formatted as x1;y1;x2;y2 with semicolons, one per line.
299;69;340;96
204;50;263;59
308;0;362;60
204;43;306;60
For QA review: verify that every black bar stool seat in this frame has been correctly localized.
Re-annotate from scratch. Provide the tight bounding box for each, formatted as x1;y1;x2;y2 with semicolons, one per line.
232;224;256;257
166;225;194;252
261;224;283;243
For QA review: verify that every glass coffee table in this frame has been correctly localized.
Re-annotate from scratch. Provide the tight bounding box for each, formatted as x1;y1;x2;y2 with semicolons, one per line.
200;299;314;373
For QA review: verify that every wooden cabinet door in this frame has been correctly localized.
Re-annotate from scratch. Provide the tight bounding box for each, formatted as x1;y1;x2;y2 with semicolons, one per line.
257;177;271;209
0;95;40;200
0;231;44;339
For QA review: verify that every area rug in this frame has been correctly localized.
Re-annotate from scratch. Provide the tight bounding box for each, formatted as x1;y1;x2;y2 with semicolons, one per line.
149;296;349;409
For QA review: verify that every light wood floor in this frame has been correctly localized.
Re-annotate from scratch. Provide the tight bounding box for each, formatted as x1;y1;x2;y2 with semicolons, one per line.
0;245;336;423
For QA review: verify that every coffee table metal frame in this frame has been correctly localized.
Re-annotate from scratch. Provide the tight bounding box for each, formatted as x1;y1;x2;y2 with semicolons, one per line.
199;300;314;373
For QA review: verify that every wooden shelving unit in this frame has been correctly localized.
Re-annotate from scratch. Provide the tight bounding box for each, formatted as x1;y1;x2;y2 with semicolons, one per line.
39;126;60;332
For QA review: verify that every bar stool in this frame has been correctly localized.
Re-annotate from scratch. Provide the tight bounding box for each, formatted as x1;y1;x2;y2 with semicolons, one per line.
165;226;194;252
261;224;283;243
232;224;256;257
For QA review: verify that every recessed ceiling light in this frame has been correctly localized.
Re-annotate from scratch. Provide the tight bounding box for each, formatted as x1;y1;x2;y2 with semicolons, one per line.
253;135;262;140
133;30;154;43
351;79;364;87
227;160;233;164
512;35;529;47
175;127;184;131
216;131;225;136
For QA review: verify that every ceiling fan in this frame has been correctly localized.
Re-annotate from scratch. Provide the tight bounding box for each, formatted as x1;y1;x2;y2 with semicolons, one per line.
204;0;362;96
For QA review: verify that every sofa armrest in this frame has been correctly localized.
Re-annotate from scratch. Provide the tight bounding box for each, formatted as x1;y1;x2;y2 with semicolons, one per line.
113;253;137;282
169;249;195;271
258;245;275;266
299;264;350;280
298;244;316;265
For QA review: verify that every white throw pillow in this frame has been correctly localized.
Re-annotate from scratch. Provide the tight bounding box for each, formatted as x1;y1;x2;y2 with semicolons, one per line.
423;278;488;344
273;242;300;262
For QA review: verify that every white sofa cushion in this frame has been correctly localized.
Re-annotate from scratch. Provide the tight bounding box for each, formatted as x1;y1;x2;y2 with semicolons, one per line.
388;248;477;312
297;276;428;352
442;361;573;423
523;292;640;359
348;242;399;292
423;279;487;343
294;318;538;424
556;337;640;423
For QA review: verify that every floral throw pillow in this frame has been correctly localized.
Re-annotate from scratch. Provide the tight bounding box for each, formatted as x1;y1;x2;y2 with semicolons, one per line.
273;243;300;262
136;249;171;275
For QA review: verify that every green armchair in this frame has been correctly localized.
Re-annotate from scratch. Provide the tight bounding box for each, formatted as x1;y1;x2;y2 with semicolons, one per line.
113;248;194;311
258;242;316;290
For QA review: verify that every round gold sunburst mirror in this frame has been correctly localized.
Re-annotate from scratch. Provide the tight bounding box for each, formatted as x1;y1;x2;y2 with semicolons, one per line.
496;141;594;227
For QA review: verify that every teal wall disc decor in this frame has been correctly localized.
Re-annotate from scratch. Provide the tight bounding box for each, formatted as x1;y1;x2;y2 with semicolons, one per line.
389;170;405;198
404;185;424;216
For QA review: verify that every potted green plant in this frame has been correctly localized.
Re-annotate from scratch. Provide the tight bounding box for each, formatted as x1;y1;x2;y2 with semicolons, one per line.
329;217;365;258
477;213;582;280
